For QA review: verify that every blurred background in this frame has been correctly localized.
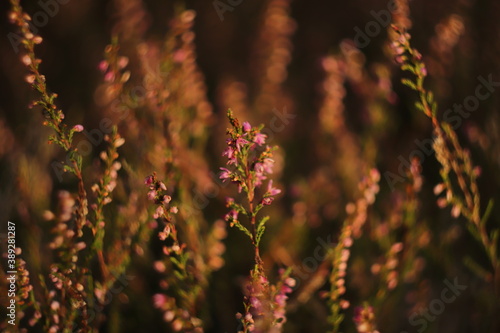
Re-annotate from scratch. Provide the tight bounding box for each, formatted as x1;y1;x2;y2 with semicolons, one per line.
1;0;500;332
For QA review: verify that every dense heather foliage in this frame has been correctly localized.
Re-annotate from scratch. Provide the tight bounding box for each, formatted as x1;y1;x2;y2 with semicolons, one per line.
1;0;500;332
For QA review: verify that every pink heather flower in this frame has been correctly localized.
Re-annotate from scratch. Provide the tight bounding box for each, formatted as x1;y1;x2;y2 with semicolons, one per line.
433;183;445;195
235;137;249;151
158;182;167;191
420;66;427;76
275;294;287;307
219;167;231;181
153;206;164;219
169;206;178;214
147;190;156;201
254;163;264;174
253;133;266;146
243;121;252;132
267;180;281;196
262;158;274;174
250;296;262;312
414;49;422;60
172;50;187;63
262;197;274;205
98;60;109;73
226;197;234;207
224;209;238;222
353;306;363;324
153;294;168;308
72;124;84;132
25;74;36;84
21;55;31;66
144;175;154;185
392;43;405;55
340;300;350;309
222;147;237;165
117;56;129;69
104;71;115;82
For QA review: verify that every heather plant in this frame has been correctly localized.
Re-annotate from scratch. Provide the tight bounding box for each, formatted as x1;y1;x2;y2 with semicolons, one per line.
391;24;500;293
219;110;291;332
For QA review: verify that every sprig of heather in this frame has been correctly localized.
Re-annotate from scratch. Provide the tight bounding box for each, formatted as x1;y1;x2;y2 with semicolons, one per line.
353;304;380;333
397;158;429;285
145;173;206;331
89;128;125;281
237;269;295;333
144;173;180;253
8;1;96;329
15;252;42;328
9;0;88;235
221;109;281;266
391;25;499;292
221;110;288;332
326;169;380;333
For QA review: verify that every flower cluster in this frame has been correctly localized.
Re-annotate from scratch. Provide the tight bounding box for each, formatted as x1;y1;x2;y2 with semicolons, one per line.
152;293;203;332
144;173;179;243
272;269;296;328
221;111;289;332
220;110;281;256
353;304;379;333
236;268;294;333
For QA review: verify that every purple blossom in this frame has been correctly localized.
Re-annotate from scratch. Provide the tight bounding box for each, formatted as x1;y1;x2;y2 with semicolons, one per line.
158;182;167;191
72;124;84;132
254;163;264;174
236;137;249;151
147;190;156;201
144;175;154;185
262;197;274;205
420;66;427;76
275;294;287;307
153;293;167;308
242;121;251;132
163;195;172;204
98;60;109;73
262;158;274;174
222;147;237;165
249;296;262;310
267;180;281;196
253;133;266;146
219;168;231;181
224;209;238;222
153;206;164;219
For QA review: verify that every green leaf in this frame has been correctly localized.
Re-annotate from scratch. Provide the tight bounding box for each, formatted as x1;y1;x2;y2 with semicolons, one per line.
491;229;499;245
401;78;417;90
415;101;425;112
426;91;434;103
232;221;252;239
256;225;265;246
401;64;414;73
480;199;494;227
63;165;75;174
257;216;269;230
173;270;186;280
